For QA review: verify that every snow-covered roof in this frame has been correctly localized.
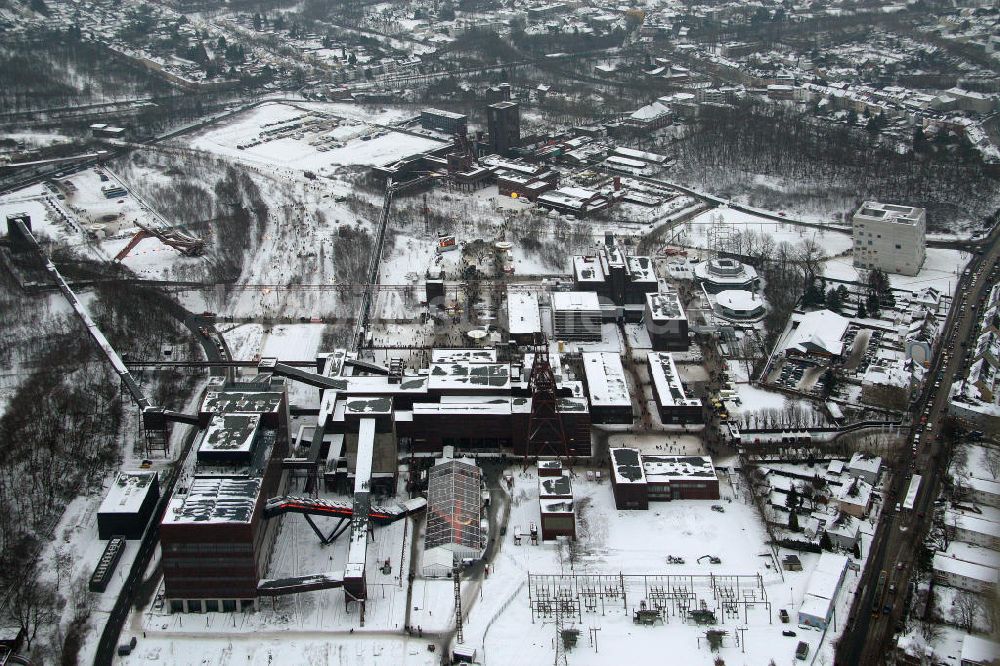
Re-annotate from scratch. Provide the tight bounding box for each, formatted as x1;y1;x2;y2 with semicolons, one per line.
648;352;701;408
574;255;606;282
164;477;261;524
612;146;668;164
199;413;261;457
836;478;873;508
784;310;850;357
646;291;685;321
507;288;541;336
961;635;1000;666
540;498;575;514
848;452;882;476
715;289;764;314
552;291;601;312
610;447;646;485
99;471;158;515
428;362;511;391
539;473;573;498
933;552;1000;584
583;352;630;407
642;455;717;482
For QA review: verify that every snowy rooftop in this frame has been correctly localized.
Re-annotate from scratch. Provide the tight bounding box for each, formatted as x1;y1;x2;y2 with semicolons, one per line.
429;362;511;391
199;413;261;456
99;471;158;515
610;447;646;485
540;498;575;514
573;255;606;283
431;348;497;363
202;390;284;415
933;552;1000;584
648;352;701;408
783;310;850;357
344;396;393;415
551;290;601;312
961;635;1000;665
539;473;573;498
848;452;882;476
715;289;764;313
507;288;541;336
835;478;873;508
582;352;631;407
164;477;261;524
626;255;657;283
646;291;685;321
855;201;924;225
641;455;717;481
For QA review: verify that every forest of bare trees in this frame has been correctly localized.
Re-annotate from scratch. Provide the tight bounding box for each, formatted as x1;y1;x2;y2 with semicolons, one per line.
674;101;999;232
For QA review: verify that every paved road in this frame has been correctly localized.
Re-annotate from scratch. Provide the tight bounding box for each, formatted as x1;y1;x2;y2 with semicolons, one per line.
837;223;1000;665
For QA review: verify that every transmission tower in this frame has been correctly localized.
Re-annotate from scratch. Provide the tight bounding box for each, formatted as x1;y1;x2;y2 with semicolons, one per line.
706;209;737;258
524;336;571;468
554;595;568;666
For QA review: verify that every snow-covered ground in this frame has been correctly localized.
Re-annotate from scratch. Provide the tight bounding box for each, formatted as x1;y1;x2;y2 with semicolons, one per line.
680;205;854;256
823;246;970;296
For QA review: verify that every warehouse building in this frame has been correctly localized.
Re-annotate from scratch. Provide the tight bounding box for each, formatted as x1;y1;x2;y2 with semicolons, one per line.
644;291;689;351
797;553;849;629
648;352;703;424
97;471;160;540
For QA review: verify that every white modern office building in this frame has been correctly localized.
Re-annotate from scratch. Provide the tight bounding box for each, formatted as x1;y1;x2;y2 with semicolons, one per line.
852;201;926;277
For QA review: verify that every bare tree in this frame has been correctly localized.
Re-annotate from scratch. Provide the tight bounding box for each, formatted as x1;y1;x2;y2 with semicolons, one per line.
985;447;1000;481
6;563;58;651
952;591;982;633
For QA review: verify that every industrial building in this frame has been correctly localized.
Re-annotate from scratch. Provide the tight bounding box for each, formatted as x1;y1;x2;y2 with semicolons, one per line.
487;101;520;156
852;201;927;277
573;242;659;315
609;448;719;509
644;291;690;351
97;471;160;540
423;458;483;574
160;375;291;613
420;108;468;136
582;352;633;424
551;291;602;341
647;352;704;425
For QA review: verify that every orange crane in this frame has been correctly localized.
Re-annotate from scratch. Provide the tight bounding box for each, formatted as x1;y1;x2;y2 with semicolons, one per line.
113;221;204;263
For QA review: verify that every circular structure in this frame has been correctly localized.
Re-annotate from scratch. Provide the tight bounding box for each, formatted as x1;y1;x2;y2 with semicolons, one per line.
694;257;760;293
715;290;766;320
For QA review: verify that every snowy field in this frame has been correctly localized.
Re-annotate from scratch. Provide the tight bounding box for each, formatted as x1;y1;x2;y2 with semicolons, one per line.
187;101;448;174
823;246;970;296
679;206;854;256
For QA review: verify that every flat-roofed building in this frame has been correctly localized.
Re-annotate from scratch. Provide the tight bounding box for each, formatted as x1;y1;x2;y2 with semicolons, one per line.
642;455;719;500
933;552;999;594
552;291;602;341
97;471;160;540
582;352;633;424
645;291;689;351
609;447;648;509
853;201;926;276
507;288;541;345
648;352;703;424
420;108;468;136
